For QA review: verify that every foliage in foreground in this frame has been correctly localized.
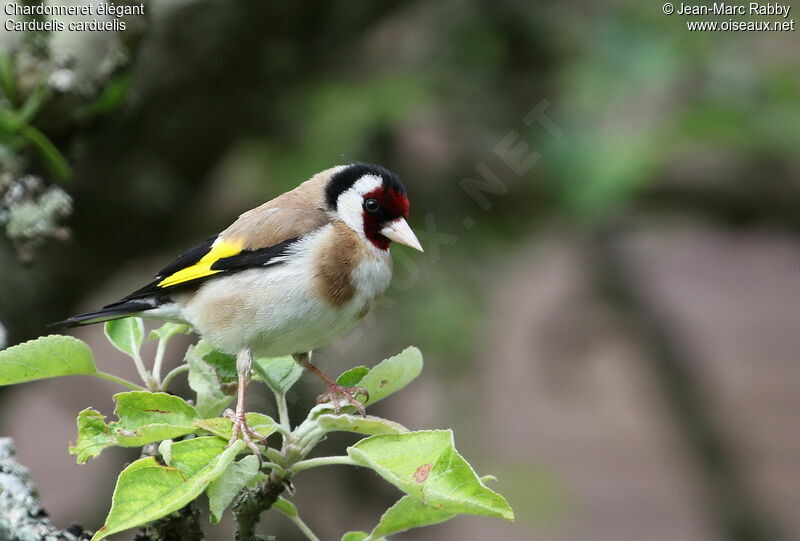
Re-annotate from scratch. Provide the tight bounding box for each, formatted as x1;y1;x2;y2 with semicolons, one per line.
0;318;513;540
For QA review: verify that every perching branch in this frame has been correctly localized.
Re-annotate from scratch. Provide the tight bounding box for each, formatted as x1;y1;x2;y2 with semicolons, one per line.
0;437;88;540
232;470;291;541
136;500;204;541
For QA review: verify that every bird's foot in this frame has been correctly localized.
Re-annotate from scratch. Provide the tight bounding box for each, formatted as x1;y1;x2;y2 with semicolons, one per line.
317;383;369;417
223;408;266;456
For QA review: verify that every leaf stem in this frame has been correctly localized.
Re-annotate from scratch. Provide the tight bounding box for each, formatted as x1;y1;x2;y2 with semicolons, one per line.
161;364;189;392
152;339;168;386
264;447;286;467
274;391;291;436
284;511;321;541
295;423;327;454
273;424;292;439
129;349;156;390
260;461;287;476
93;371;146;391
292;418;323;446
290;455;358;474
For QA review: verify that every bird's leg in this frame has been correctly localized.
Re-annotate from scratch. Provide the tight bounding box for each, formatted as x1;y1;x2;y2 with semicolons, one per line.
292;352;369;417
223;348;266;456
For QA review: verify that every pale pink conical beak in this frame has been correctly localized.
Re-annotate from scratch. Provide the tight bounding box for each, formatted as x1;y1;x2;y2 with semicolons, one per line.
381;218;423;252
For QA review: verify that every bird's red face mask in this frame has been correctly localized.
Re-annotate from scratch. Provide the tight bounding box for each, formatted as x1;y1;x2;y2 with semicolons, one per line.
361;187;420;252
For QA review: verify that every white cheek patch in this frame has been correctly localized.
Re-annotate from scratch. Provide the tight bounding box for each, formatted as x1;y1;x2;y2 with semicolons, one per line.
336;174;383;239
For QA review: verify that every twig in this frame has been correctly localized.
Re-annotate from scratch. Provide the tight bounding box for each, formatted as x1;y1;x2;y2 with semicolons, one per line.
232;470;290;541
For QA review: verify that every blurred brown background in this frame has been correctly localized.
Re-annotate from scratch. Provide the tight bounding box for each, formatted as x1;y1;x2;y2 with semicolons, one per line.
2;1;799;540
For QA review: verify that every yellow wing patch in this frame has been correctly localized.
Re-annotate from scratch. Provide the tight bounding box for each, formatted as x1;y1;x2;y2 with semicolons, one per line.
157;238;243;288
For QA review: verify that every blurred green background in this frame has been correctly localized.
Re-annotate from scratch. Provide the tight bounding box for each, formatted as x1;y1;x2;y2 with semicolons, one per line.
2;1;799;540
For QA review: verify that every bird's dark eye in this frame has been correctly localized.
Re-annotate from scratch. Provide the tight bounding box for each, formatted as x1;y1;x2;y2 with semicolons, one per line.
364;198;380;213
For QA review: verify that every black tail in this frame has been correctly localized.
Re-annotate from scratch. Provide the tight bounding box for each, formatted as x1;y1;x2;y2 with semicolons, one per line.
51;300;156;328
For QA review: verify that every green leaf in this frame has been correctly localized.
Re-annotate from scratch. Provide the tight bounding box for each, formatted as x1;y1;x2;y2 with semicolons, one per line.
341;532;372;541
112;391;201;446
115;424;193;448
186;343;235;418
203;350;238;383
187;340;238;383
317;414;408;436
0;335;96;385
92;437;242;540
148;322;190;343
371;495;455;537
337;365;369;386
252;355;303;394
206;455;260;523
318;347;423;414
341;532;387;541
169;436;231;473
272;496;298;518
69;409;116;463
194;413;277;441
249;471;267;487
359;347;422;406
69;393;201;462
347;430;514;522
104;318;145;358
113;392;199;427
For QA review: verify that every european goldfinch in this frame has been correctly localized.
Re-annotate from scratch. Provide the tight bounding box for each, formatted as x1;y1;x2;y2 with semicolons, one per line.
58;163;422;453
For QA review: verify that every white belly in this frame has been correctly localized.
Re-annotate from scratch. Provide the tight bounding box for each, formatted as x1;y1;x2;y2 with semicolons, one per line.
181;231;392;357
